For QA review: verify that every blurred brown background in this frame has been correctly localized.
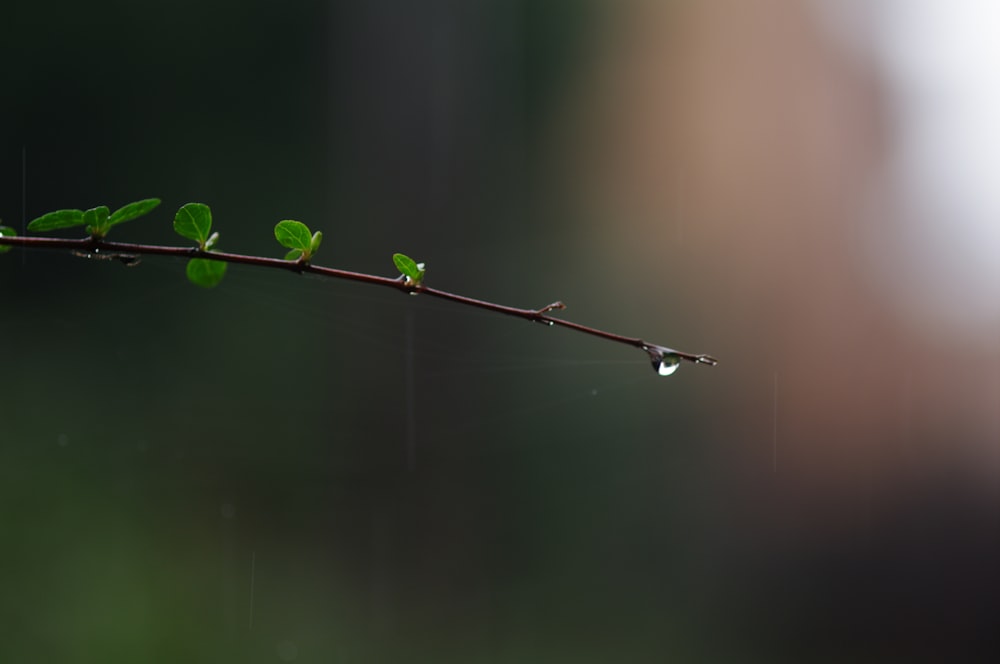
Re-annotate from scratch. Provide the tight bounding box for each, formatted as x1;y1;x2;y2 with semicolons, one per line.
3;1;999;661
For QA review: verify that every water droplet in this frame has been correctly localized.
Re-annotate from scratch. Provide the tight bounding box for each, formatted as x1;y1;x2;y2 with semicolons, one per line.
649;351;681;377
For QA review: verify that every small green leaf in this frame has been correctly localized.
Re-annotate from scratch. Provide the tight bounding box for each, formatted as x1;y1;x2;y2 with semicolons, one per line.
0;225;16;254
274;220;312;252
109;198;161;226
393;253;425;284
83;206;111;238
186;258;227;288
27;209;85;232
284;248;304;261
174;203;212;246
310;231;323;255
204;232;220;251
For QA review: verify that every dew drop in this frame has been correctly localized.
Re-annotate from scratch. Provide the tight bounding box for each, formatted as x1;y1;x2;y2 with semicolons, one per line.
650;352;681;377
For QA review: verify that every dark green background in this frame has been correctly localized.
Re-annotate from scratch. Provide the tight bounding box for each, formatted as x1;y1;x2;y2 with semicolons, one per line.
0;2;716;661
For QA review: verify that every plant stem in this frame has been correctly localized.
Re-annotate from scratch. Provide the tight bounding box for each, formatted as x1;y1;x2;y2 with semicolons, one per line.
0;235;718;367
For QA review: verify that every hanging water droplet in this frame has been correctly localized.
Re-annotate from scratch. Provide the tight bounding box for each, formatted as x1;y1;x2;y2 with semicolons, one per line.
646;348;681;376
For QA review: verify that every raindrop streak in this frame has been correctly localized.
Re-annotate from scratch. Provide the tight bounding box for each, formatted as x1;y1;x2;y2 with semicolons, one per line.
21;145;26;266
248;551;256;631
650;352;681;377
276;640;299;662
405;312;416;471
772;371;778;473
899;370;912;448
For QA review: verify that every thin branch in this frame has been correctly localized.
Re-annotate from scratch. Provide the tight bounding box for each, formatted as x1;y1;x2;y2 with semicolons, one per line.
0;235;718;368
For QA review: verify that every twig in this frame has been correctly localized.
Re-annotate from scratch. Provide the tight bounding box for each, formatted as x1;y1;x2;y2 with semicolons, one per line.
0;235;718;368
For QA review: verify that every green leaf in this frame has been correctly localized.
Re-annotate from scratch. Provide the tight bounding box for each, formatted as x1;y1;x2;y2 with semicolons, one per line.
83;206;111;237
274;220;312;252
310;231;323;255
393;253;425;284
109;198;161;226
0;225;16;254
186;258;227;288
27;209;85;232
284;248;304;261
174;203;212;246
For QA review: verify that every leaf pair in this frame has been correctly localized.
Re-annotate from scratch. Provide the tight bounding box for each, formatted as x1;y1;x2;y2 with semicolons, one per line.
174;203;226;288
27;199;161;239
274;220;322;262
393;253;426;286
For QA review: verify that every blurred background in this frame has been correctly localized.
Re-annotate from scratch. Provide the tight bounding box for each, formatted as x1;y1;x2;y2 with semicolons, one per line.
3;0;1000;661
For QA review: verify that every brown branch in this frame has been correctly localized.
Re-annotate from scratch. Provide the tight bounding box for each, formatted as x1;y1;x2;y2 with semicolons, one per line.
0;234;718;370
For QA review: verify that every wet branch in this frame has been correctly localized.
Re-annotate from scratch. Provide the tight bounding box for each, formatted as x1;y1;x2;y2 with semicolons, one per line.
0;234;718;369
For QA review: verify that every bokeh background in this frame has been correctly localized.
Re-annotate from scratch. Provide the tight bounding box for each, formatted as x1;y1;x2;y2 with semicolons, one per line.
3;1;1000;661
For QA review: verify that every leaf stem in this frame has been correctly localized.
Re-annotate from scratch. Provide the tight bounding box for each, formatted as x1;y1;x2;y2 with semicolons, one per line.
0;234;718;367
